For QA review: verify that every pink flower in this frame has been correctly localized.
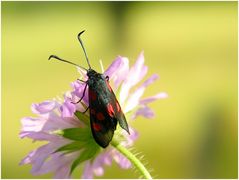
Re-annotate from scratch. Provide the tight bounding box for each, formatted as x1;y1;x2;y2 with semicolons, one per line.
20;52;167;178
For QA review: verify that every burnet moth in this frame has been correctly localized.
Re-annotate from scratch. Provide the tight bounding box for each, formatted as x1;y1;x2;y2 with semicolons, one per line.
49;31;130;148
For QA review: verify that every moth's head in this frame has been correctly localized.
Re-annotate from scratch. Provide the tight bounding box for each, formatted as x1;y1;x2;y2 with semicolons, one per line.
87;69;97;77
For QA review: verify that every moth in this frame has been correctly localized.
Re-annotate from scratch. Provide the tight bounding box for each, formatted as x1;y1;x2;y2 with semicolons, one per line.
49;31;129;148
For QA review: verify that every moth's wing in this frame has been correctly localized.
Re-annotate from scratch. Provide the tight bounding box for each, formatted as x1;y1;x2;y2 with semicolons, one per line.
116;108;130;134
88;79;118;148
110;97;130;134
105;80;130;134
89;102;117;148
88;75;129;148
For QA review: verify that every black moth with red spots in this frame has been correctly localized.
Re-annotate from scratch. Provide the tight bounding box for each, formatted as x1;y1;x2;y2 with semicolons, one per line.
49;31;130;148
87;69;130;147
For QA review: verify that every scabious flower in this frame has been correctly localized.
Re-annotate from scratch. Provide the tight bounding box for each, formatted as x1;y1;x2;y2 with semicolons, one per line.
20;52;167;178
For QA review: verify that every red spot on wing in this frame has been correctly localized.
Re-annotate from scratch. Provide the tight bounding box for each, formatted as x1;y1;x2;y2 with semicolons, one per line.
106;81;112;92
89;89;97;101
116;102;121;112
107;103;115;117
92;123;101;131
96;112;105;121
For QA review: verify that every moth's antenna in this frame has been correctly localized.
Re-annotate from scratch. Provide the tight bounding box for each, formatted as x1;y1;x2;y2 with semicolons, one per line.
78;30;91;69
48;55;88;71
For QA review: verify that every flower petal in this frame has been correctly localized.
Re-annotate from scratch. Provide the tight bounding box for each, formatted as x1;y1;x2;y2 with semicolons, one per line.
127;52;147;86
21;110;80;136
30;143;57;174
128;127;139;142
140;92;168;104
32;153;61;174
93;166;104;176
119;52;148;104
31;101;57;114
121;127;139;146
102;151;113;166
19;150;36;165
113;58;129;88
132;105;155;119
124;74;159;113
104;56;129;88
119;84;131;105
44;112;81;131
60;97;76;118
82;161;94;179
19;131;60;141
53;152;80;179
54;165;71;179
71;80;89;104
36;151;79;178
124;87;145;113
140;74;159;88
20;117;46;132
104;56;123;77
113;150;131;169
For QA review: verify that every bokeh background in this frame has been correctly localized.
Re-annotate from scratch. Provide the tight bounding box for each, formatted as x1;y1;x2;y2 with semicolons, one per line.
2;1;237;179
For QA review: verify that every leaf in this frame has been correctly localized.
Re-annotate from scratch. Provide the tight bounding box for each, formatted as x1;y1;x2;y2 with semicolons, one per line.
56;127;92;141
54;141;86;153
75;111;90;126
70;140;100;174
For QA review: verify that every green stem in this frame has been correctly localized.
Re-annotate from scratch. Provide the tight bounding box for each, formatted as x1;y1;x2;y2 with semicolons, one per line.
111;140;152;179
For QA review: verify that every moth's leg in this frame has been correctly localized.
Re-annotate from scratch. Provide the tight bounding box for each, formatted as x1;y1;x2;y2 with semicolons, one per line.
77;79;86;83
106;76;109;81
71;82;88;104
76;78;89;113
82;106;89;114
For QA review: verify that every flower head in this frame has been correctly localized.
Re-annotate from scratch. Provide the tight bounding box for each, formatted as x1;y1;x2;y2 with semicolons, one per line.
20;52;167;178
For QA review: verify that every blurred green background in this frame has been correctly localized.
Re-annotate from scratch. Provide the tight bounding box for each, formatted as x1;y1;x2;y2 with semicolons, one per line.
2;1;237;179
